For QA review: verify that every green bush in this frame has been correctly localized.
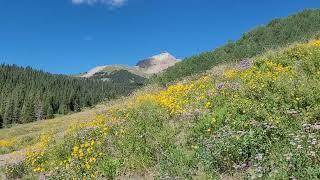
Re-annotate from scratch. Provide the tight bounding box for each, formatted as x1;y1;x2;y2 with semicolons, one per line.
5;162;28;179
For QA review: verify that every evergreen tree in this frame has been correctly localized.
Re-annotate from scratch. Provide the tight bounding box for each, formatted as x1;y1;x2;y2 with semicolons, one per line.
46;105;54;119
58;104;68;115
34;92;44;121
21;95;36;123
12;87;23;123
13;104;21;124
73;96;81;112
0;114;3;128
3;97;14;127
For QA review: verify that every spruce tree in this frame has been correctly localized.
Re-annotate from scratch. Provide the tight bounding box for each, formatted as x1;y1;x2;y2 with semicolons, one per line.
34;92;44;121
21;95;36;123
13;102;22;124
0;114;3;128
12;87;23;123
73;96;81;112
46;105;54;119
3;97;14;127
58;104;68;115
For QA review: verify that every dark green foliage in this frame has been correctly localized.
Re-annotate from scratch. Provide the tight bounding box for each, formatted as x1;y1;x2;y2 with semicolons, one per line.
0;65;145;127
97;157;120;179
3;96;15;127
21;93;36;124
93;70;145;85
0;114;2;128
153;9;320;85
92;70;146;98
46;105;54;119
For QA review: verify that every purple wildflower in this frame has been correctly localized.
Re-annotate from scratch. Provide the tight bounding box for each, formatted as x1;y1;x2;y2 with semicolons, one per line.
217;82;225;90
237;58;252;70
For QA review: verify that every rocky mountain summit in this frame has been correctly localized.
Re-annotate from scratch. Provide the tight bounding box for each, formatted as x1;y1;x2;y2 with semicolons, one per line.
80;52;178;78
136;52;178;74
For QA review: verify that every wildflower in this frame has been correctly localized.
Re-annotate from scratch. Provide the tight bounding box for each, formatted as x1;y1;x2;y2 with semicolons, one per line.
217;82;225;90
237;59;252;70
73;146;79;152
205;102;212;108
0;138;17;148
191;145;199;149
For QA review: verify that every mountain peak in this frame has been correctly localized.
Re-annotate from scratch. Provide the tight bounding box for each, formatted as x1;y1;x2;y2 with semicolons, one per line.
136;52;178;74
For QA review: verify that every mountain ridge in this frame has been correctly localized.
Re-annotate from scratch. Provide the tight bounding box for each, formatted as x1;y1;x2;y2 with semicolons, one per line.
80;52;178;78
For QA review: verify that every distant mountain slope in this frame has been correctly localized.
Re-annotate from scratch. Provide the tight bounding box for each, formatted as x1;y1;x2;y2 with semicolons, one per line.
154;9;320;84
80;52;178;79
81;66;108;78
92;64;147;77
92;69;145;85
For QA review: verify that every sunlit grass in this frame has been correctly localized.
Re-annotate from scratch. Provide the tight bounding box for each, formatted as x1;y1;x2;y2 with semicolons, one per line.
0;105;108;155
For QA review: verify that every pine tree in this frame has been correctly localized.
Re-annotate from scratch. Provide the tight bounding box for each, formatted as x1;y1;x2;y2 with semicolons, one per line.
3;97;14;127
13;102;21;124
46;105;54;119
34;92;44;121
73;96;81;112
58;104;68;115
21;95;36;123
12;87;23;123
0;114;3;128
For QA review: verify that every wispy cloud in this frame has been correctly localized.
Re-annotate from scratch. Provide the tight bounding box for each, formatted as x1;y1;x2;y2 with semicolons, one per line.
71;0;127;8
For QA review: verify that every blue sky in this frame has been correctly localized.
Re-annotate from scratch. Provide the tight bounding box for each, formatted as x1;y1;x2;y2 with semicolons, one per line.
0;0;319;74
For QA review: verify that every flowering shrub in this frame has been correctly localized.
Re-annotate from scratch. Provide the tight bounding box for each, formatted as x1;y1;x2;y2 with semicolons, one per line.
132;76;215;115
25;134;52;173
156;76;215;114
50;114;114;179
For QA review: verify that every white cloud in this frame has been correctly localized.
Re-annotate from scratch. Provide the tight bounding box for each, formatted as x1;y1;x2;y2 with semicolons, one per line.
72;0;127;8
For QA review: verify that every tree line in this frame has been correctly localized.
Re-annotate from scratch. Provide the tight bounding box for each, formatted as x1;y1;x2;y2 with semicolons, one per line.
0;65;145;128
152;9;320;85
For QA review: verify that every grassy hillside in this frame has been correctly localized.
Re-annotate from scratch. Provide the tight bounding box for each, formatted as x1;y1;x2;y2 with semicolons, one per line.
0;105;108;156
1;39;319;179
153;9;320;85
